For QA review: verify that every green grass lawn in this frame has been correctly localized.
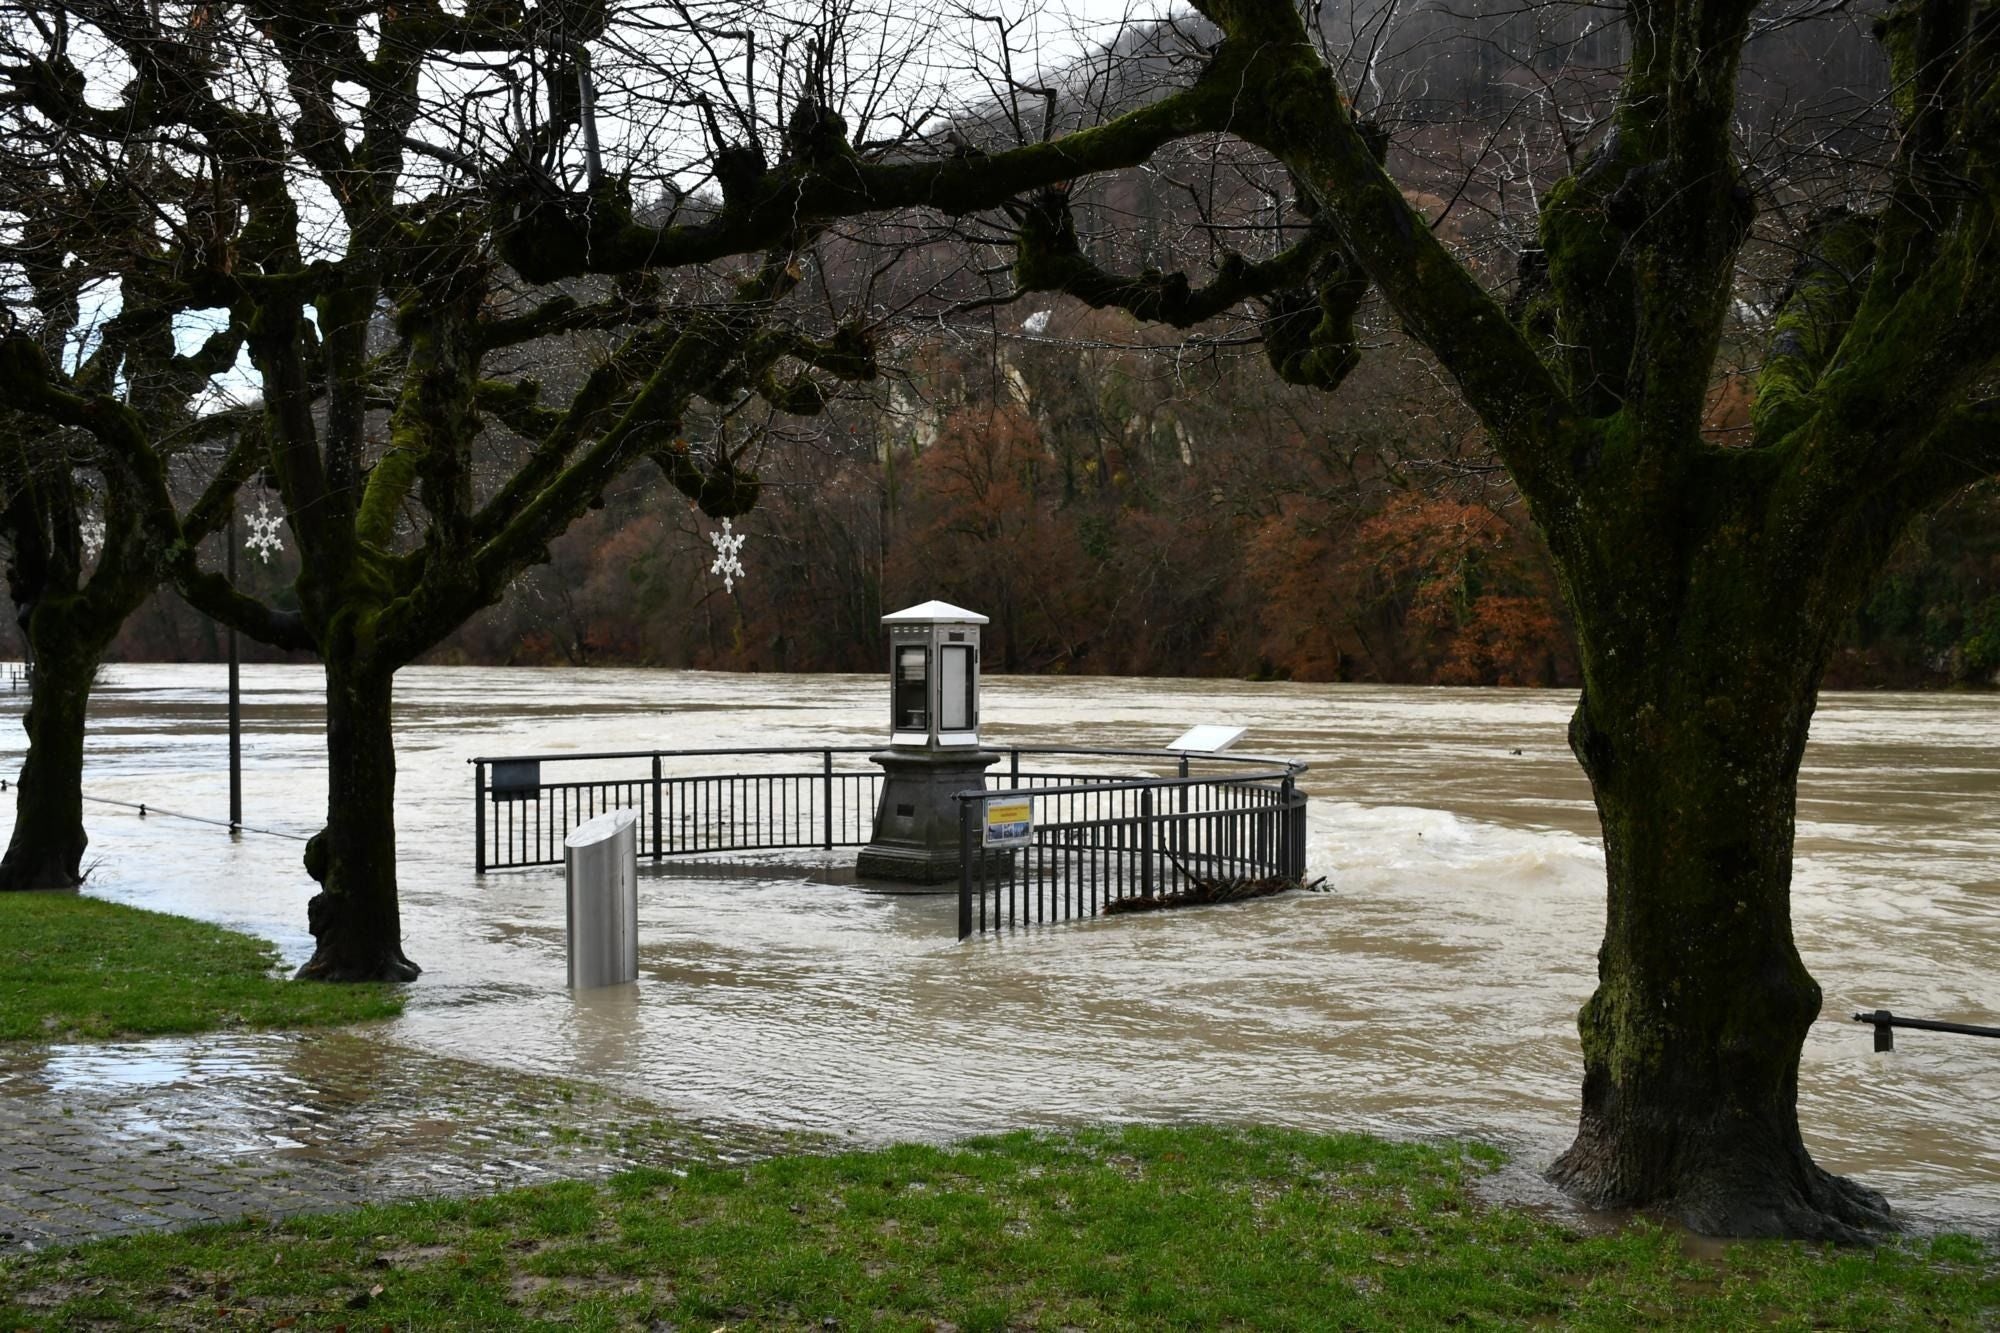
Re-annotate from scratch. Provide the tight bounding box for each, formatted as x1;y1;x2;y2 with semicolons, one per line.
0;1125;1990;1330
0;892;402;1041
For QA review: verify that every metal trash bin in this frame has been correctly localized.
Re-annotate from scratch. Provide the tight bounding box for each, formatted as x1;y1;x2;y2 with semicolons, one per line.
565;808;639;989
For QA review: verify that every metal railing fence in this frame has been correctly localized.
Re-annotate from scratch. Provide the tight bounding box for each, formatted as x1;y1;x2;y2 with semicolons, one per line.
1852;1008;2000;1051
471;746;882;871
956;768;1308;939
470;745;1305;879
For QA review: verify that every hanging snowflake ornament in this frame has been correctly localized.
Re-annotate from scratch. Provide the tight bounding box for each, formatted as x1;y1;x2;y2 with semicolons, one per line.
707;517;746;593
79;513;106;561
244;496;286;564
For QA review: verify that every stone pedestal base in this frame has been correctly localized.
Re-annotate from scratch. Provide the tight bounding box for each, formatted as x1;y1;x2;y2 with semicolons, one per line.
857;748;1008;891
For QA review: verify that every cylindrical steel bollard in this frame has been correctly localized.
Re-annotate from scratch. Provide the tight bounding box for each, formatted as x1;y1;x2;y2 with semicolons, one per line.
565;808;639;989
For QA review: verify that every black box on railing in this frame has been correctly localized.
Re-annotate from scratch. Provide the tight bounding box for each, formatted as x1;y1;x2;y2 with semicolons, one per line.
491;759;541;802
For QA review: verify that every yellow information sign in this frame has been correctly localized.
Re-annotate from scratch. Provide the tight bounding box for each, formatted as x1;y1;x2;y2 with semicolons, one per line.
983;797;1033;848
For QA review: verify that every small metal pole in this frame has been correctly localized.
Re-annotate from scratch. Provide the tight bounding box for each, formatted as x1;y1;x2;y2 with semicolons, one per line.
958;797;975;940
822;749;834;849
1010;748;1019;788
1177;755;1188;859
227;505;241;830
1140;788;1154;897
651;753;663;861
1281;775;1298;878
474;761;487;875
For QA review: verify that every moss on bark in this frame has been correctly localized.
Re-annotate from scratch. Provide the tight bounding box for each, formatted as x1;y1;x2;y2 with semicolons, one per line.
0;630;95;891
298;656;419;983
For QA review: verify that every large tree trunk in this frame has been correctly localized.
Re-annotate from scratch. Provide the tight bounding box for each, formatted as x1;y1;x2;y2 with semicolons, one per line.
0;637;95;890
1548;573;1892;1240
298;657;420;981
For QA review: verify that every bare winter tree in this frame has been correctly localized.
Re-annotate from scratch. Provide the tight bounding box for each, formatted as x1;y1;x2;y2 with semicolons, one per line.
0;0;1372;981
938;0;1998;1240
0;165;256;890
0;0;902;973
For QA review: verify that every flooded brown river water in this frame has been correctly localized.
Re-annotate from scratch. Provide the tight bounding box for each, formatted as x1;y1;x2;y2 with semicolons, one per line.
5;666;1997;1231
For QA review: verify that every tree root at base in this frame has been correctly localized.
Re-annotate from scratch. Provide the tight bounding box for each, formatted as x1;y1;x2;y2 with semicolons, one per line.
1550;1134;1896;1243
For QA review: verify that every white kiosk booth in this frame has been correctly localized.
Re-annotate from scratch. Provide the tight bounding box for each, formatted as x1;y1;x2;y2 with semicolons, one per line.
856;601;1005;886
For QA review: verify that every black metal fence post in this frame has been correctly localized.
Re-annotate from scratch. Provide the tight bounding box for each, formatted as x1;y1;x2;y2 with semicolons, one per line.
1852;1008;2000;1050
1868;1013;1894;1052
1176;755;1188;858
473;761;487;875
651;754;663;860
1140;788;1154;897
822;749;834;849
958;796;976;940
1281;775;1303;878
226;505;241;830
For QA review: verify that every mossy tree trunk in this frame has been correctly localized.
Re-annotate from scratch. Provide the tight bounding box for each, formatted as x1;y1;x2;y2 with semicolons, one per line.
0;424;228;894
0;488;249;893
1555;674;1887;1237
1540;456;1914;1237
0;617;97;890
0;201;259;894
299;651;417;981
1187;0;1999;1235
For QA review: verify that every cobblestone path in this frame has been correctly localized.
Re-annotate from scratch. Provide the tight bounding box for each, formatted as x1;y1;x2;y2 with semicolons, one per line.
0;1029;799;1251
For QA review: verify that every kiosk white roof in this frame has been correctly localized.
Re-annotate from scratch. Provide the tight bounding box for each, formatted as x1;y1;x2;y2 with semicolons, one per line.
882;600;989;625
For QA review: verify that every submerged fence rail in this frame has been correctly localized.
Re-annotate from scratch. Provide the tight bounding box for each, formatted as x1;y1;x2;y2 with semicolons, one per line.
955;768;1309;939
1852;1008;2000;1051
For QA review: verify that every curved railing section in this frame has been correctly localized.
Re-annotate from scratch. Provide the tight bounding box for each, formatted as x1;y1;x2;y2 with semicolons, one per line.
467;744;1311;941
955;763;1308;939
467;744;1304;876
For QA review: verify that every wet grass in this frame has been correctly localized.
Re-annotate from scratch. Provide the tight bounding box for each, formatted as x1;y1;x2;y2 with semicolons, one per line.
0;1124;1991;1330
0;893;402;1041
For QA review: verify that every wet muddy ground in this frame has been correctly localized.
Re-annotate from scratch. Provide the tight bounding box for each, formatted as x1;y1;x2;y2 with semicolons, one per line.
0;1028;800;1250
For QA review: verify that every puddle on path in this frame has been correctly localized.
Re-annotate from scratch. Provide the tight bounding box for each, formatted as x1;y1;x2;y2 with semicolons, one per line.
0;1028;802;1250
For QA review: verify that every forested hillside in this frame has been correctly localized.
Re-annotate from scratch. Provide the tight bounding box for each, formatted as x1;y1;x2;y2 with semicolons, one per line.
86;298;2000;688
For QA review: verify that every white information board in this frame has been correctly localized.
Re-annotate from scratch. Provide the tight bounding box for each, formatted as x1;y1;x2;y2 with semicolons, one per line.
1167;724;1248;753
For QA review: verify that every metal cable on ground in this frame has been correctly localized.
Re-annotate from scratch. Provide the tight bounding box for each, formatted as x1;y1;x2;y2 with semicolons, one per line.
78;793;310;841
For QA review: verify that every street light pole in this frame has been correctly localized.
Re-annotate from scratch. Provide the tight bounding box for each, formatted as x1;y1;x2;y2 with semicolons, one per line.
227;503;241;830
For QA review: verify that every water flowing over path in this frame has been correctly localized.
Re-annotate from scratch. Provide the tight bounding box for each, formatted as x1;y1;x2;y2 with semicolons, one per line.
6;666;1997;1232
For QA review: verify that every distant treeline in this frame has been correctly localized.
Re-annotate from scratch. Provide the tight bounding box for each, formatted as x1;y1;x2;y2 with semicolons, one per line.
73;302;2000;691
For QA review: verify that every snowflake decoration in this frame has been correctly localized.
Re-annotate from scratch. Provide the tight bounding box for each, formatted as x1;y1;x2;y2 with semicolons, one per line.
707;517;746;594
1021;309;1051;334
79;514;105;561
244;496;286;564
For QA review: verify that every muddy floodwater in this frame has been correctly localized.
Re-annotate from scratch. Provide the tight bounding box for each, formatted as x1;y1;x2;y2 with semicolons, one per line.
5;665;1998;1230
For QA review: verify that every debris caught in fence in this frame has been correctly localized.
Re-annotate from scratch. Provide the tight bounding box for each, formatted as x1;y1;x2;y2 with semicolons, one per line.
1103;863;1330;916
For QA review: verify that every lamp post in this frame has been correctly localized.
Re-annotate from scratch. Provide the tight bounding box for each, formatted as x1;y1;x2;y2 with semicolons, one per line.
856;601;1002;886
226;503;241;830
